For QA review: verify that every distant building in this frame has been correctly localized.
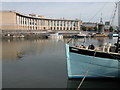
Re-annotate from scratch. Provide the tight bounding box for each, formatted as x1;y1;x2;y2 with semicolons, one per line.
105;21;110;25
82;22;97;31
0;11;82;33
98;23;104;33
97;17;104;33
104;21;110;31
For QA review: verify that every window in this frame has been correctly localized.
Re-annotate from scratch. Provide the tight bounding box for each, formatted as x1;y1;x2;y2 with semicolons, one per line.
51;27;52;30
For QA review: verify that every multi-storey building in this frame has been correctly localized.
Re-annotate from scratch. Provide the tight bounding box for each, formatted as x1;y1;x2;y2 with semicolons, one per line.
0;11;81;33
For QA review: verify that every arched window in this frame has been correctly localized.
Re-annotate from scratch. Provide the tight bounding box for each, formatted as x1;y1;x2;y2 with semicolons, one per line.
60;27;62;30
51;27;52;30
57;27;59;30
44;27;46;30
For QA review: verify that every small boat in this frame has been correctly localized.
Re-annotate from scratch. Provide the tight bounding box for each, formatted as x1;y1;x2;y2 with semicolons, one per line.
74;32;91;38
91;33;108;37
48;32;63;39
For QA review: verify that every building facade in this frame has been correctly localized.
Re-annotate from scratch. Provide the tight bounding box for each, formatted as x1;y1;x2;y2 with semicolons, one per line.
104;21;110;31
0;11;81;32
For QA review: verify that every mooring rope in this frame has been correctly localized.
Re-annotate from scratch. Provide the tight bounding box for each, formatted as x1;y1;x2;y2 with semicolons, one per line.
76;46;119;90
76;50;97;90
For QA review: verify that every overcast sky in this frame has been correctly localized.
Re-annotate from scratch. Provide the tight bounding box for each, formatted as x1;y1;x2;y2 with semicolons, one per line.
1;0;119;2
1;0;119;25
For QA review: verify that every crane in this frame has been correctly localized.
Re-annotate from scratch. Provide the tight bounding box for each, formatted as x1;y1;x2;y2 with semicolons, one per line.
110;2;118;26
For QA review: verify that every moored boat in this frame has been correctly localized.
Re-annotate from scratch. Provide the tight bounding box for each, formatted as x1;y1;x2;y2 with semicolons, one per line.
48;32;63;39
65;43;120;78
91;33;108;37
74;32;87;38
74;32;91;38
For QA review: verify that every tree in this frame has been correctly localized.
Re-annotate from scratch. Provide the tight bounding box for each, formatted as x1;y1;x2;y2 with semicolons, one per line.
109;26;114;32
88;28;91;31
94;26;98;31
82;26;87;31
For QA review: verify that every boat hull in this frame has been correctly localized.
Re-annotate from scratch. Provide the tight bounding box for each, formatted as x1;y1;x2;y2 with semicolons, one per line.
65;44;120;78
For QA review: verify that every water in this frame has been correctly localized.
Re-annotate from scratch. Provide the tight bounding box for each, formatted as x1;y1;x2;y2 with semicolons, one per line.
2;37;119;88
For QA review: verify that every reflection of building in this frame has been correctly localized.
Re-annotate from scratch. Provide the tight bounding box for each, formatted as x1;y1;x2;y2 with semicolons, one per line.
2;39;52;60
82;22;97;30
2;39;65;60
0;11;81;32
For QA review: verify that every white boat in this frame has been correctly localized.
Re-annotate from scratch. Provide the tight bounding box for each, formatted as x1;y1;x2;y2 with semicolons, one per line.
75;32;87;38
48;32;63;39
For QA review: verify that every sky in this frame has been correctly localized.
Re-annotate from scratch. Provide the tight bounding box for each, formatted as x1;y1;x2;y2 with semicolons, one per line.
1;0;120;26
0;0;119;2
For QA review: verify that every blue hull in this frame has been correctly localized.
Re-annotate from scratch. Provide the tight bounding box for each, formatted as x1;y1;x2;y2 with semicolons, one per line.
65;44;119;78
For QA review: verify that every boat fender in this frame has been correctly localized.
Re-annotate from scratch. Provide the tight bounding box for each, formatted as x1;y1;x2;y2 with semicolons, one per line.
88;44;95;50
107;43;112;53
79;45;86;48
85;46;88;49
81;45;86;48
103;43;107;52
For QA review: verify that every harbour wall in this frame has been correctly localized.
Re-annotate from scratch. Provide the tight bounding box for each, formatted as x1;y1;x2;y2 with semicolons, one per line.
0;30;80;38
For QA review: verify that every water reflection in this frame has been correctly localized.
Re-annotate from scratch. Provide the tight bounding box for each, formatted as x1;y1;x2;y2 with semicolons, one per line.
2;37;118;61
94;37;105;47
2;38;64;60
67;78;118;88
2;37;119;88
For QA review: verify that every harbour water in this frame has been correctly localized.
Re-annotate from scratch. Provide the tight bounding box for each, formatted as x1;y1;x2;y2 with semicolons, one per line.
2;37;119;88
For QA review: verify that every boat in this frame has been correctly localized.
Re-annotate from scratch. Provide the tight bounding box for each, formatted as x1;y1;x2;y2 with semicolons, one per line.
65;37;120;79
48;32;63;39
74;32;87;38
92;33;108;37
65;41;120;78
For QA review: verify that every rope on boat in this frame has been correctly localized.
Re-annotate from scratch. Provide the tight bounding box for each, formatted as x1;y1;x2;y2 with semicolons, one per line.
67;38;73;44
76;50;97;90
76;47;119;90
